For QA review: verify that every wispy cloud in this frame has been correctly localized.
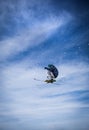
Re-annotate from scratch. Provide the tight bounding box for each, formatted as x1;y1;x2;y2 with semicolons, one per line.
1;15;69;61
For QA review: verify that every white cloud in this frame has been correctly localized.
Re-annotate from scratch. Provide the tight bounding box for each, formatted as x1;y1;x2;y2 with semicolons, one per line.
0;18;59;60
0;12;72;61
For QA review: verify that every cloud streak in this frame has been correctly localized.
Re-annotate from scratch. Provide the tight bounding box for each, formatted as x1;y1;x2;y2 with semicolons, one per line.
1;13;71;61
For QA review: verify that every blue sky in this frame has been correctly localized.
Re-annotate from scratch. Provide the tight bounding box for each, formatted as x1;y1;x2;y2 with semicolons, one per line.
0;0;89;130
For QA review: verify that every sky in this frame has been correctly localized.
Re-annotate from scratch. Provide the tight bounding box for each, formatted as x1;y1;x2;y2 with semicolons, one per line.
0;0;89;130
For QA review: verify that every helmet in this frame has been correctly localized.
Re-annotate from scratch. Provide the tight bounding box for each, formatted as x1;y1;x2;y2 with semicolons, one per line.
48;64;53;67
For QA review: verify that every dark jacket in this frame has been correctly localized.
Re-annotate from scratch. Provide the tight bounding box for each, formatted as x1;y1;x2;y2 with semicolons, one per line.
44;65;58;78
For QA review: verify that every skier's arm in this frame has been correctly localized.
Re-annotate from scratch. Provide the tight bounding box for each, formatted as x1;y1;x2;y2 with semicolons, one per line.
44;67;51;71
